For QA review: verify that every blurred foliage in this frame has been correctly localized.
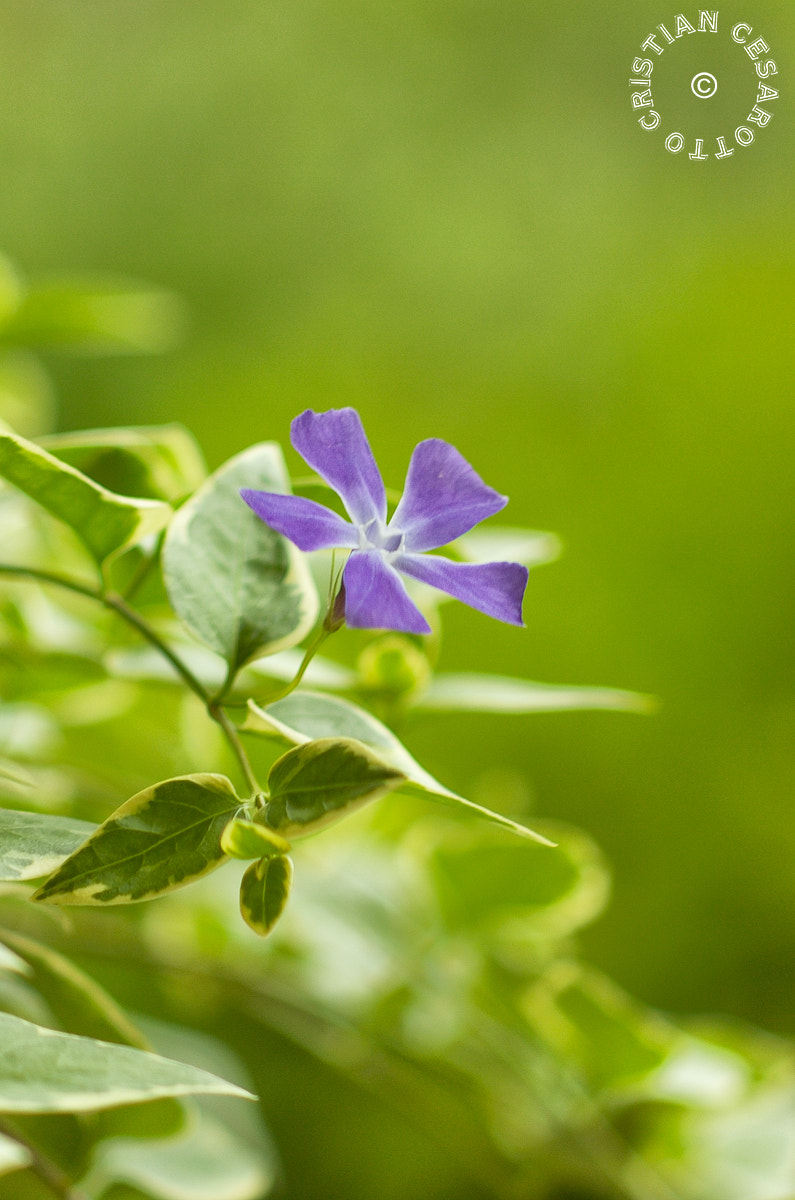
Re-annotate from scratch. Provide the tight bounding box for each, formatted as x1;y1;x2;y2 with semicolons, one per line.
1;267;795;1195
0;0;793;1193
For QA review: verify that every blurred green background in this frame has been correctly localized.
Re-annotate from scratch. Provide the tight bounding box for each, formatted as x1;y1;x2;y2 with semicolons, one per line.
1;0;793;1041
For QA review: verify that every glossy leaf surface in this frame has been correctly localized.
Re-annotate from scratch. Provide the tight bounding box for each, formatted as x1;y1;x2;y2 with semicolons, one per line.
33;774;241;905
162;443;318;671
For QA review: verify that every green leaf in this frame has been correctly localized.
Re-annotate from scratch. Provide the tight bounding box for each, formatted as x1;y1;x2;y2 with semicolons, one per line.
0;807;97;882
41;424;207;503
32;774;241;906
0;276;186;355
426;823;610;936
0;1130;30;1177
220;818;291;860
243;691;553;843
0;1011;254;1113
527;965;671;1091
83;1108;276;1200
239;855;293;936
413;674;653;714
261;737;406;837
162;443;318;672
0;932;148;1048
0;429;172;566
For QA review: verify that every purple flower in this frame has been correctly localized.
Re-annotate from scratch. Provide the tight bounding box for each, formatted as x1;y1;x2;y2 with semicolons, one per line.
241;408;528;635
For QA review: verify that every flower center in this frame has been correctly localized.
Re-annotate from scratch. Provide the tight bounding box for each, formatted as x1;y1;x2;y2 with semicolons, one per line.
361;518;403;554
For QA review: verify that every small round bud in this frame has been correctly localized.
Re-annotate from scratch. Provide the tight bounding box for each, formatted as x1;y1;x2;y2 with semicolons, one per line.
357;634;431;698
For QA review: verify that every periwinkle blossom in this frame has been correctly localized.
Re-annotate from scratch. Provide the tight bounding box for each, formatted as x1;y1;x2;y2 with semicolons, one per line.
241;408;528;635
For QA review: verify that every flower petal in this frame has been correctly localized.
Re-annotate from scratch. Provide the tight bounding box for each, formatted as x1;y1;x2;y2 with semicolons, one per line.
343;551;431;634
291;409;386;526
390;439;507;553
395;554;528;626
241;490;358;552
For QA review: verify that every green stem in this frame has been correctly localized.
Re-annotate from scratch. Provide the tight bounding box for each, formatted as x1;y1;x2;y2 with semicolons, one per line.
259;625;331;706
0;562;261;795
102;591;209;704
209;702;261;795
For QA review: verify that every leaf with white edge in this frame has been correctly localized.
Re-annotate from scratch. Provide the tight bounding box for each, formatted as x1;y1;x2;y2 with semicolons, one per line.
454;526;562;570
261;738;406;837
0;1130;30;1177
240;855;293;936
0;429;171;565
0;1011;254;1113
32;774;241;906
413;674;653;714
41;423;207;503
0;807;97;882
0;931;148;1048
82;1108;275;1200
221;818;291;860
162;443;319;672
243;691;553;844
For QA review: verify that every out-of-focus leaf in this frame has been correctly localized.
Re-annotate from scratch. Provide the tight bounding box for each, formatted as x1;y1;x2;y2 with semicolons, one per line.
239;855;293;937
0;277;186;354
33;775;241;906
0;942;29;976
244;691;553;843
0;1011;254;1113
0;254;23;327
41;424;207;503
0;931;148;1048
0;349;55;437
413;674;653;714
83;1108;275;1200
526;965;671;1092
0;702;61;760
647;1082;795;1200
0;1130;29;1177
261;738;406;838
0;429;171;566
426;823;610;936
0;808;97;882
220;818;290;860
453;527;562;569
162;443;318;673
